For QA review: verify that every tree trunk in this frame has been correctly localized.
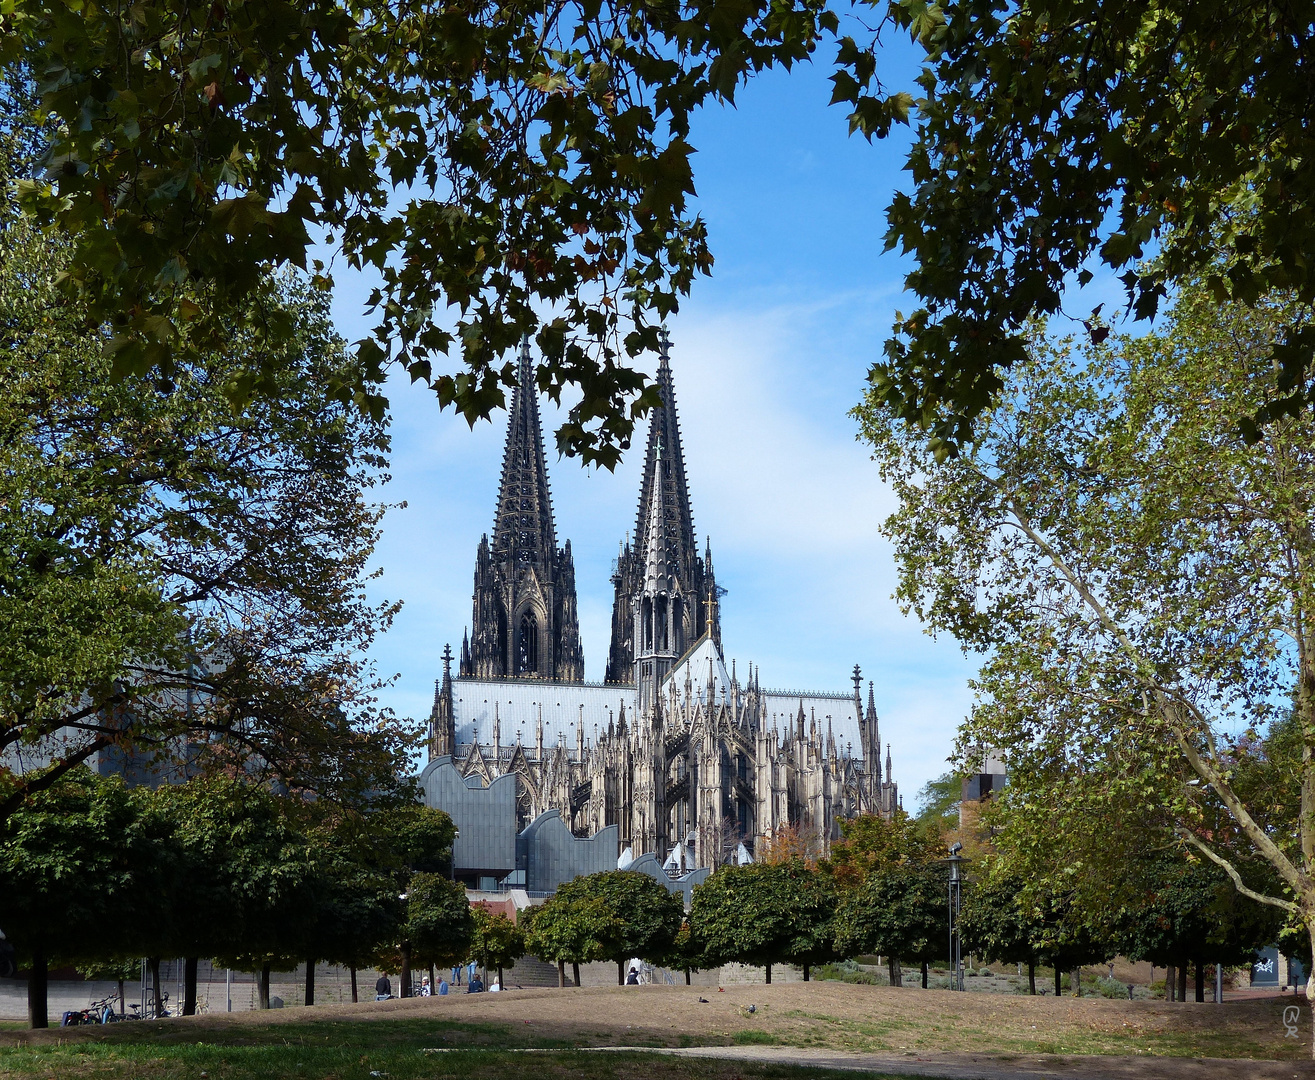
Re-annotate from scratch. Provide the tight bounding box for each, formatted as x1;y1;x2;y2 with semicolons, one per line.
497;965;503;987
350;966;358;1004
184;957;198;1016
888;958;902;988
557;960;565;988
1054;967;1062;997
429;964;436;993
803;964;810;982
921;961;929;989
1178;964;1187;1003
1165;964;1176;1001
400;946;412;998
259;965;271;1010
27;947;47;1029
685;968;691;985
149;958;162;1017
617;959;625;986
1071;968;1082;997
305;959;315;1006
118;978;126;1018
573;962;580;987
1027;962;1036;995
1194;961;1204;1002
765;964;772;984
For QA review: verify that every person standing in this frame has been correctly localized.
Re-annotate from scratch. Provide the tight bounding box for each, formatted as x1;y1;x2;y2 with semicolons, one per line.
452;964;461;987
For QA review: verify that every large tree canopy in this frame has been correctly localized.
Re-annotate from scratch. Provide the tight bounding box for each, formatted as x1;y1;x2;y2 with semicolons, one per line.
1;0;832;467
0;186;414;821
836;0;1315;451
861;281;1315;1020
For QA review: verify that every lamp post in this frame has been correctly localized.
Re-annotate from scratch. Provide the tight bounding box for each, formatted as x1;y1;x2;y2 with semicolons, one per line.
947;843;967;992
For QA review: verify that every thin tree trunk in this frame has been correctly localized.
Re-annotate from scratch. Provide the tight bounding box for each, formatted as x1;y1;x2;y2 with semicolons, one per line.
1178;964;1187;1003
1027;961;1036;995
1071;968;1082;997
765;964;772;984
617;959;624;986
429;963;436;993
400;946;412;998
497;965;503;987
184;957;198;1016
921;961;928;989
685;968;691;985
1194;961;1204;1002
117;978;126;1018
259;965;271;1010
1055;967;1062;997
1166;964;1176;1001
803;964;810;982
27;947;47;1029
350;965;358;1004
557;960;565;988
305;959;315;1006
149;958;162;1017
573;962;580;987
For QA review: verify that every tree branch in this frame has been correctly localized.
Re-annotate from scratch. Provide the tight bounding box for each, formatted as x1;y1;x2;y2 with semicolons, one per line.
1179;830;1300;914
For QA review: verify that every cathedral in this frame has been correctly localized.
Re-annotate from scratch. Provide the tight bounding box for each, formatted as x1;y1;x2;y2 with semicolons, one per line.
429;335;898;869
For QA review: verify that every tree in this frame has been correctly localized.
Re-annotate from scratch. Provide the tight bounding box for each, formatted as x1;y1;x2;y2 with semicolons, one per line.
0;171;417;826
398;874;474;998
835;0;1315;450
1116;859;1279;1003
861;281;1315;1042
0;770;170;1027
522;892;605;987
959;869;1047;994
470;907;526;987
690;860;836;983
3;0;831;467
555;871;684;984
836;863;946;987
824;809;941;890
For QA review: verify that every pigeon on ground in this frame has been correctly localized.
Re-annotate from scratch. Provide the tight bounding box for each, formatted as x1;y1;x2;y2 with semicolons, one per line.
748;1004;756;1013
698;997;709;1003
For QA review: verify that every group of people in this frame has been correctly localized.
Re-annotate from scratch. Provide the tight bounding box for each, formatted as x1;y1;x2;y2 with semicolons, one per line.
372;962;500;1001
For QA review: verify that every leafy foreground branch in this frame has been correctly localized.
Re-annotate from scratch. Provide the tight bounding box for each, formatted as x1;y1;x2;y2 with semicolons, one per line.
0;193;416;824
859;282;1315;1048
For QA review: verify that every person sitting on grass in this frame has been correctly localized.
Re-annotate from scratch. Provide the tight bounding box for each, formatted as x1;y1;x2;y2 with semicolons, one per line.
374;974;392;1001
467;973;484;993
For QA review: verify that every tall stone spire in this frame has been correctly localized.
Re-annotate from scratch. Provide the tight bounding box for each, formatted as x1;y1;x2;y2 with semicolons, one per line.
634;439;683;711
606;330;718;683
464;340;584;680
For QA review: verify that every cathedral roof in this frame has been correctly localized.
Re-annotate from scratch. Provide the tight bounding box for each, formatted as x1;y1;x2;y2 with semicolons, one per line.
662;634;729;702
451;677;633;751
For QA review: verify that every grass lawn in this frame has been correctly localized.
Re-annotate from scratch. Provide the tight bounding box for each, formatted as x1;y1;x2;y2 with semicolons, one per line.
0;1019;884;1080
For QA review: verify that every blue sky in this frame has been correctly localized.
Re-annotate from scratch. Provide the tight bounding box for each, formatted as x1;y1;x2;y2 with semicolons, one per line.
331;40;981;808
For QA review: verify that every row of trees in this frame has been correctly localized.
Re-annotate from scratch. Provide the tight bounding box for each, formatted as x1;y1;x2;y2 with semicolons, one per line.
0;770;493;1027
517;808;1282;997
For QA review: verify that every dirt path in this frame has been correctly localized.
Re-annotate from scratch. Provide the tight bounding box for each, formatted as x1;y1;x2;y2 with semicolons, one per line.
634;1045;1315;1080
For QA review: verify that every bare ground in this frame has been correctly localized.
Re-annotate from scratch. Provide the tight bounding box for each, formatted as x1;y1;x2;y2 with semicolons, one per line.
2;981;1310;1063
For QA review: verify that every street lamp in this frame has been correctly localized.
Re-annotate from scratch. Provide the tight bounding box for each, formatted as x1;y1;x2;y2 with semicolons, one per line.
946;843;967;992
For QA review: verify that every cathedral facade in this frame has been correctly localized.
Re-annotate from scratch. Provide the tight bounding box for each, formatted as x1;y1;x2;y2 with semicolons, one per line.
431;336;898;871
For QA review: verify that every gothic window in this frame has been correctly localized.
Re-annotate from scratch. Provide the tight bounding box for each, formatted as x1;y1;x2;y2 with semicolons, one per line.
496;604;508;673
517;611;538;674
642;597;653;651
655;596;668;652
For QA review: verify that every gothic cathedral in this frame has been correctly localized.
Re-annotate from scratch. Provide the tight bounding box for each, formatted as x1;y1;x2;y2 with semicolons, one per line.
430;335;898;870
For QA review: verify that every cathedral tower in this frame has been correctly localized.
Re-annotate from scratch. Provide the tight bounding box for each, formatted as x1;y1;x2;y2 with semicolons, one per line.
606;331;719;683
463;342;585;680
